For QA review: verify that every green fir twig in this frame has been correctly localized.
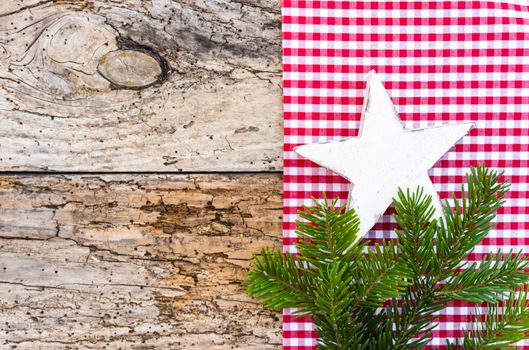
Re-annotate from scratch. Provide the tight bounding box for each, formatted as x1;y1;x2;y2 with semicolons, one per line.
246;165;529;349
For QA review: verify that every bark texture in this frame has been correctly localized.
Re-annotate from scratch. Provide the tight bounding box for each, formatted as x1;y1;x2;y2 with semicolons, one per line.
0;174;283;349
0;0;282;171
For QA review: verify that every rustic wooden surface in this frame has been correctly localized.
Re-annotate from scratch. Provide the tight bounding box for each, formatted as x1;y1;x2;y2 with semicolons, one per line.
0;174;283;349
0;0;282;171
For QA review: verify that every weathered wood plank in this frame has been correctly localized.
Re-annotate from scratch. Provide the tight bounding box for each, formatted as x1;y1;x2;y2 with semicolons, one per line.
0;0;282;172
0;174;282;349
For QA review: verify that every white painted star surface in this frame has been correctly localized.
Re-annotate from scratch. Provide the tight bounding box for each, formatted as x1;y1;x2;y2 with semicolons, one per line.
295;70;473;238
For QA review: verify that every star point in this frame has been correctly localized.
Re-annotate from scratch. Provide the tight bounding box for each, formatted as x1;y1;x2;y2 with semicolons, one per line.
294;71;473;238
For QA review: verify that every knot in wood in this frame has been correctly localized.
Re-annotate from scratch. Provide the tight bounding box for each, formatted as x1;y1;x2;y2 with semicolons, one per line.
97;50;164;89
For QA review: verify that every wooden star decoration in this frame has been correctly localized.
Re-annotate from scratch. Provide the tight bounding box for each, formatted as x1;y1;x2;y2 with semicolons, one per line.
295;70;473;238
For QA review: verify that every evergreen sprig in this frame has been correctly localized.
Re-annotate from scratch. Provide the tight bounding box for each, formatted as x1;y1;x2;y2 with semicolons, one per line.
446;289;529;349
246;165;529;349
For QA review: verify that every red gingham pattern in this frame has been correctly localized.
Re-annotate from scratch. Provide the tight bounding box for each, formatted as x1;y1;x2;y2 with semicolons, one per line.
282;0;529;348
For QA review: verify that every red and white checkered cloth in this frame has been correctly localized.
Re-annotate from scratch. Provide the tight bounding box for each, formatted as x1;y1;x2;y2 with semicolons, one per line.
282;0;529;348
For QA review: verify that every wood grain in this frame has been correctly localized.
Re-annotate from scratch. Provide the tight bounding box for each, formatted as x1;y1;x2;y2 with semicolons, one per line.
0;173;283;349
0;0;282;172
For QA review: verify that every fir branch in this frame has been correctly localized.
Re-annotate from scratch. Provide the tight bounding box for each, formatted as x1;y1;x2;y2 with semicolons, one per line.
365;314;394;350
437;251;529;304
436;165;509;276
312;261;367;349
394;186;439;278
246;248;315;313
354;240;414;307
462;289;529;349
391;285;443;350
295;196;365;267
390;187;446;348
245;165;528;349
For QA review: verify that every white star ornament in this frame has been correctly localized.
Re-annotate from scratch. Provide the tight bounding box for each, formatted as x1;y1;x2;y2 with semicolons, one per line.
294;70;473;238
